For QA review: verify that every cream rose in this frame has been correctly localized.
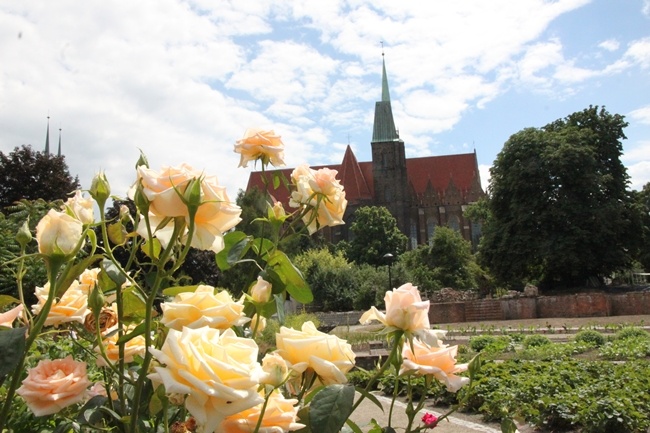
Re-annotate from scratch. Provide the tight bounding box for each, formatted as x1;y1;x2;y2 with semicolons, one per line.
149;327;263;433
0;304;23;327
160;285;248;331
275;321;355;385
130;164;241;253
32;280;90;327
220;390;304;433
289;164;347;234
63;190;95;225
260;352;290;387
16;356;91;416
36;209;84;257
250;276;272;303
250;314;266;334
234;128;285;168
400;337;469;392
360;283;430;335
95;323;146;367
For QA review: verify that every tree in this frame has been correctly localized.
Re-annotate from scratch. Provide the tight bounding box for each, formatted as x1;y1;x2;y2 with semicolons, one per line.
480;106;640;289
631;182;650;271
344;206;408;266
400;226;477;294
0;145;80;209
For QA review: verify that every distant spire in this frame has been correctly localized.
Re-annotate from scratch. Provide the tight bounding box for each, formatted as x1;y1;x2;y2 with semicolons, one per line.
57;128;62;157
44;116;50;155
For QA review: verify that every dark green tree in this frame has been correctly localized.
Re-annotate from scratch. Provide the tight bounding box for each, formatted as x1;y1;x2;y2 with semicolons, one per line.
480;106;639;289
0;145;80;209
400;226;477;294
344;206;408;266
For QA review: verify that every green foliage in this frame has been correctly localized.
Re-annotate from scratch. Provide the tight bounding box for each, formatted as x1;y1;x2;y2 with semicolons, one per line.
463;360;650;432
599;337;650;360
522;334;552;349
0;145;80;209
344;206;407;267
0;199;60;301
574;329;606;347
481;106;639;289
399;227;478;294
615;326;650;340
293;248;387;311
469;335;514;354
631;182;650;270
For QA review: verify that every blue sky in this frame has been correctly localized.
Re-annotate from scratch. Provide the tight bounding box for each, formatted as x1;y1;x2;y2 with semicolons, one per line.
1;0;648;201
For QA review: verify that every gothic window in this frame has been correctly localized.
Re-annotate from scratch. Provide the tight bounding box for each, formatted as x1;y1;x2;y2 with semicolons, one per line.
427;217;436;245
448;215;460;232
410;220;418;249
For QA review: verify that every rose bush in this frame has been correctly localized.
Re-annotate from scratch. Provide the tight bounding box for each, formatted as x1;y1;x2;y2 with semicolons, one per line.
0;129;480;433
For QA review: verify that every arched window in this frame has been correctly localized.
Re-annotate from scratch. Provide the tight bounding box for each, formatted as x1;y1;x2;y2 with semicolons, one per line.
410;220;418;249
427;217;436;245
448;215;460;232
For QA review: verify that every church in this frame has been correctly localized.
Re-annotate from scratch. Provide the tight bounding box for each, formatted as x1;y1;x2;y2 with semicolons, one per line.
246;57;485;249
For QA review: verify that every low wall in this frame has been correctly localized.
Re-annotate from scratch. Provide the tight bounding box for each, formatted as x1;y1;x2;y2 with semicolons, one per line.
429;291;650;324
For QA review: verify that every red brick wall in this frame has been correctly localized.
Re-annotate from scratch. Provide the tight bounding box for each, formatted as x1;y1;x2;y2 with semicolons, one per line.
428;292;650;324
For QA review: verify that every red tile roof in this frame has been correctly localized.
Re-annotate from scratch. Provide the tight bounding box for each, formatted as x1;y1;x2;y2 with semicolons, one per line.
245;148;480;205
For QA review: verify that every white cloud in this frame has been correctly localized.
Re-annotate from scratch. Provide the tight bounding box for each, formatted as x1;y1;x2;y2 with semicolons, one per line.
629;106;650;125
643;0;650;16
599;39;620;52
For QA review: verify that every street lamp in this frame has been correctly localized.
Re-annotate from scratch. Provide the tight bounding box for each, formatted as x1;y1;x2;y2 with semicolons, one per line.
383;253;394;291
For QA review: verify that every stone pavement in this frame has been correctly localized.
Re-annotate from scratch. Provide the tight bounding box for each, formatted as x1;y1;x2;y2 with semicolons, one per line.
349;393;501;433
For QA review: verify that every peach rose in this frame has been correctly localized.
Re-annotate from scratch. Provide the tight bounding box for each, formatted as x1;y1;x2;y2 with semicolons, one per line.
360;283;430;334
149;327;263;433
36;209;84;257
0;304;23;327
289;164;347;234
130;164;241;253
400;337;469;392
32;280;90;327
234;128;285;168
221;390;304;433
275;321;355;385
95;323;146;367
250;276;272;303
63;190;95;225
16;355;91;416
160;285;248;331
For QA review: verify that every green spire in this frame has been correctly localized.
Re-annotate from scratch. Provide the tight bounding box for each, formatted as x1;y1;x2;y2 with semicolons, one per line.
381;55;391;102
372;55;399;143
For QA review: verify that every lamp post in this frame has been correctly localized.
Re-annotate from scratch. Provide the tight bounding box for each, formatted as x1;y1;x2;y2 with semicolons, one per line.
383;253;394;291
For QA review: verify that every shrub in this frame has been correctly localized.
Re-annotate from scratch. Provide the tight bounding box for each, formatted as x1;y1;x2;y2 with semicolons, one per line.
574;329;606;347
522;334;552;349
469;335;496;352
615;327;650;341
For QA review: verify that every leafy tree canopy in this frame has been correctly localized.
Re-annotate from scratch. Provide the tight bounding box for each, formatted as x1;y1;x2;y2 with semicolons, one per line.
400;226;477;294
344;206;408;266
0;145;80;209
480;106;640;289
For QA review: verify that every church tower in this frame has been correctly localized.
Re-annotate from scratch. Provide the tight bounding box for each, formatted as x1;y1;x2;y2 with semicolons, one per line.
371;54;410;235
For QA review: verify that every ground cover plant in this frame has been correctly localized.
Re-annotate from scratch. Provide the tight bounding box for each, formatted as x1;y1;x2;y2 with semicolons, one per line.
348;325;650;432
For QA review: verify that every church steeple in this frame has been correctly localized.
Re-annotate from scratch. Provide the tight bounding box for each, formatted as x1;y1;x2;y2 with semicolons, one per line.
371;54;399;143
57;128;62;157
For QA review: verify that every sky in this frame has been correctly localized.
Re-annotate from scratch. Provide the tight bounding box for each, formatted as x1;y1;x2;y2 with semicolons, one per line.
1;0;649;203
